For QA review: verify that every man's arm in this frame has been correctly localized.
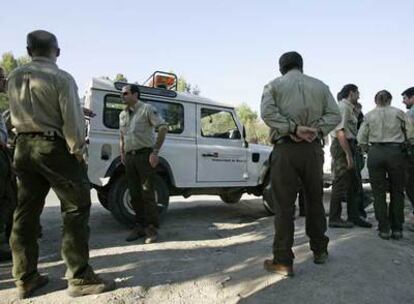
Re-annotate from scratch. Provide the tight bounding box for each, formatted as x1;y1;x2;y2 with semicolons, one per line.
260;83;297;137
0;114;7;148
357;120;369;152
120;132;125;164
58;74;86;159
316;86;341;136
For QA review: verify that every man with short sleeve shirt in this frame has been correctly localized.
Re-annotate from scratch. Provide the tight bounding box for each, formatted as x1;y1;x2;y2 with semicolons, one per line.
119;84;168;244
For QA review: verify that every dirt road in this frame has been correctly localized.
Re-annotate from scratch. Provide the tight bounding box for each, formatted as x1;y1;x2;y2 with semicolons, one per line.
1;191;414;304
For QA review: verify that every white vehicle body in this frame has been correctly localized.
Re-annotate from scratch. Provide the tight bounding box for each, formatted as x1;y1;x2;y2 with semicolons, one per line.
83;77;272;226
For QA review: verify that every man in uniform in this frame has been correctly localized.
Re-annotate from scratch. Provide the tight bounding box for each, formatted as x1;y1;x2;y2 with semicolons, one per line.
328;84;372;228
0;66;13;262
261;51;341;276
7;30;115;299
119;84;168;243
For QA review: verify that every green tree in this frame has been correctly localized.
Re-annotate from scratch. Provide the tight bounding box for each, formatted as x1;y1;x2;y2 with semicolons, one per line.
1;52;18;75
236;103;258;125
17;55;31;66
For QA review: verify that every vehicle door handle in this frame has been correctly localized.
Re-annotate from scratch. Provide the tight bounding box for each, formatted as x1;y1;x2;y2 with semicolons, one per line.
202;153;218;158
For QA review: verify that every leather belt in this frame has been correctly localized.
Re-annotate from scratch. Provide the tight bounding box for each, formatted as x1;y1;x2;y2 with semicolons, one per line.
126;147;152;155
274;136;322;145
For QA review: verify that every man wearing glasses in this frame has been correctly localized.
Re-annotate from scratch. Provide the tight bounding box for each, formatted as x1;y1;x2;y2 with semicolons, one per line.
119;84;168;243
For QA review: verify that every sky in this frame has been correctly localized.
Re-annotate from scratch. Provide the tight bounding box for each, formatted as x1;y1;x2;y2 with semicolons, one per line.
1;0;412;114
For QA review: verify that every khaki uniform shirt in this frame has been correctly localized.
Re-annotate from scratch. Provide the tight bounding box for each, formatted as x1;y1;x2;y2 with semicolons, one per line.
330;99;358;139
357;105;414;145
7;57;85;154
119;101;167;152
260;70;341;141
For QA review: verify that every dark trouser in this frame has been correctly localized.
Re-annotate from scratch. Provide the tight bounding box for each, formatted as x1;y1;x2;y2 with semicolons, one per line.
0;147;16;243
329;138;360;222
10;134;93;286
405;153;414;213
368;145;405;232
125;149;159;228
354;148;367;216
271;141;328;266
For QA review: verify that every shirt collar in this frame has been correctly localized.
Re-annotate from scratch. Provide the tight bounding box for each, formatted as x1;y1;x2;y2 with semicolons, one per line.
32;56;58;66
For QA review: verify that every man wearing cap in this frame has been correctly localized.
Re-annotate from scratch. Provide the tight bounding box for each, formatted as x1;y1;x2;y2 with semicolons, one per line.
328;84;372;229
261;51;341;276
7;30;115;299
120;84;168;243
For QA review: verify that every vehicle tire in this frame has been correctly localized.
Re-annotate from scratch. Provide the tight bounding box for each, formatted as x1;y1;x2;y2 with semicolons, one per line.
262;180;275;215
107;174;169;227
97;188;110;210
220;192;242;204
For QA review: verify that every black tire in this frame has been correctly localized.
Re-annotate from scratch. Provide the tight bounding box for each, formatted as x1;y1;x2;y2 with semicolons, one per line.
97;189;110;210
107;174;169;227
262;180;275;215
220;192;242;204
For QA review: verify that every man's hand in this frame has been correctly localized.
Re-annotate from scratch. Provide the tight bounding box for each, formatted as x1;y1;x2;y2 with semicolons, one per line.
296;126;318;143
149;152;159;168
83;107;96;118
74;153;84;163
346;153;354;170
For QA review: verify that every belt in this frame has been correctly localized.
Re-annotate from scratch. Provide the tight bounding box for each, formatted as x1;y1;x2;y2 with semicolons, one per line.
17;131;59;140
126;147;152;155
370;142;403;147
274;136;322;145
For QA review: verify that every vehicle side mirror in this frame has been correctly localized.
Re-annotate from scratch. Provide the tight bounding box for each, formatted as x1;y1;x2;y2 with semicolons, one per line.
242;125;249;148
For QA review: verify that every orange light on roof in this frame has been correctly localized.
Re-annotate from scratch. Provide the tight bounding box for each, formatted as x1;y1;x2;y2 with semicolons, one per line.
149;75;176;89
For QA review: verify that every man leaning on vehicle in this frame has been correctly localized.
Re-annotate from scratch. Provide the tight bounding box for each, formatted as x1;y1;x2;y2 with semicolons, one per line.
119;84;168;244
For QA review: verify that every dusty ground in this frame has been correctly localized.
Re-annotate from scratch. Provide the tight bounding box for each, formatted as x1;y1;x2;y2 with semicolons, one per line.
1;190;414;304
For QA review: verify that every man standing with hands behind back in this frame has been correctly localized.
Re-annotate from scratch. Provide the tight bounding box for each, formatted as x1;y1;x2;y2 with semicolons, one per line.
261;51;341;276
119;84;168;244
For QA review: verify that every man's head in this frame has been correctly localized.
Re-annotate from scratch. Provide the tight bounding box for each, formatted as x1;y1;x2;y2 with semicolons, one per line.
26;30;60;61
402;87;414;110
279;51;303;75
375;90;392;106
340;84;359;104
121;84;140;106
0;67;5;93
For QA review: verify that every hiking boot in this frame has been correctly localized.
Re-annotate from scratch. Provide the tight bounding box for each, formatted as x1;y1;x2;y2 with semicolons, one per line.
125;225;146;242
391;231;403;240
329;219;354;228
263;259;294;277
351;218;372;228
67;274;116;297
17;274;49;299
378;231;392;240
314;252;329;265
144;225;158;244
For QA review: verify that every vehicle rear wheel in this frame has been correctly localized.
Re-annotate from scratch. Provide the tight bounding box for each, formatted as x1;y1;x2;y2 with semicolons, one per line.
107;174;169;227
220;191;242;204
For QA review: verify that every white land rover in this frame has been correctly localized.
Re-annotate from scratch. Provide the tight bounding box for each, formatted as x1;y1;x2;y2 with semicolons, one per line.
83;72;274;226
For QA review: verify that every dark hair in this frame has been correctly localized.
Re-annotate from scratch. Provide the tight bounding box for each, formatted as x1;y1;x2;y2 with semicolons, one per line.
375;90;392;106
27;30;59;57
126;84;141;99
402;87;414;99
279;51;303;75
340;84;358;99
336;91;343;101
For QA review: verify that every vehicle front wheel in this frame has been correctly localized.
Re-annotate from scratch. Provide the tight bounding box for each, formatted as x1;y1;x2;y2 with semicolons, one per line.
107;174;169;227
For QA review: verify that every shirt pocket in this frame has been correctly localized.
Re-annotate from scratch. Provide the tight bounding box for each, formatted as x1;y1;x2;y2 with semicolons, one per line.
132;121;149;136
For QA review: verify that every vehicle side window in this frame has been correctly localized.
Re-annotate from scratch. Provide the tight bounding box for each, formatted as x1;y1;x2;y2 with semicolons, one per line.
200;108;240;139
103;94;184;134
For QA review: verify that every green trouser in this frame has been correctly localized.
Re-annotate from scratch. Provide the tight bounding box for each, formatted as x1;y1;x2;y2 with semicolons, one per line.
329;138;360;222
10;134;94;286
367;144;405;233
405;152;414;213
271;141;328;266
125;148;159;228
